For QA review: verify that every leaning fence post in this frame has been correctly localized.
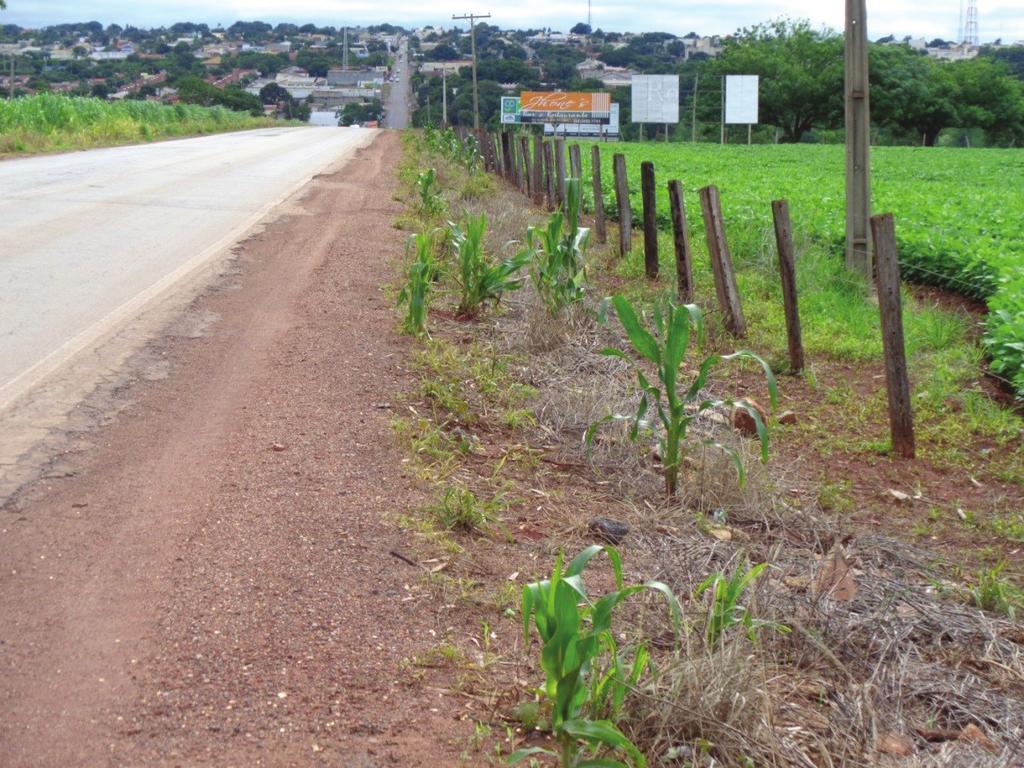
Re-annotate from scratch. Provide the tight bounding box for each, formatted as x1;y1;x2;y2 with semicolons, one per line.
591;145;607;244
543;141;556;211
871;213;915;459
698;185;746;337
640;161;659;278
613;153;632;257
532;134;544;206
501;131;513;180
771;200;805;374
555;138;567;209
668;180;694;302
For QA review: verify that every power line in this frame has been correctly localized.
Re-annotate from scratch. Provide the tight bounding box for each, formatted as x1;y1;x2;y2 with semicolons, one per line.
452;12;491;130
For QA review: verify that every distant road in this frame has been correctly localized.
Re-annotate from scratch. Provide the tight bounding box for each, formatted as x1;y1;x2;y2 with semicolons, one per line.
385;40;411;129
0;127;376;412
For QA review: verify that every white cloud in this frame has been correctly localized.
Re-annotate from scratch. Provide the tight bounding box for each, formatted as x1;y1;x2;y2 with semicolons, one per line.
4;0;1021;42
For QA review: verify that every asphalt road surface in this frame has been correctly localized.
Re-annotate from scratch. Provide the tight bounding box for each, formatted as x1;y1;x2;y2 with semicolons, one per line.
385;39;411;129
0;127;375;413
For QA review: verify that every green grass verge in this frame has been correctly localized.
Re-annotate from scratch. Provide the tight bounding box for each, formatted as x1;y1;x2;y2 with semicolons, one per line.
0;93;285;155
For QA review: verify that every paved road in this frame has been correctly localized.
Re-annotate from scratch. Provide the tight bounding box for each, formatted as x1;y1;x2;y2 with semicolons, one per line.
0;126;376;412
384;39;411;129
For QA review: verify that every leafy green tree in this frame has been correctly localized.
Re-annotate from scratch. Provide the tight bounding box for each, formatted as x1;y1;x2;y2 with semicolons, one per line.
869;44;957;145
949;57;1024;145
706;19;843;142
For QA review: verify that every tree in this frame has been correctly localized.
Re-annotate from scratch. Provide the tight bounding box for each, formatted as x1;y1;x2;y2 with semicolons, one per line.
705;20;843;142
259;82;290;104
870;44;957;145
570;23;592;35
949;57;1024;145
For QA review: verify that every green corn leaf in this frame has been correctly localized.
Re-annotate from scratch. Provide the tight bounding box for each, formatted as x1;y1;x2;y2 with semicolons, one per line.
560;719;647;768
507;746;556;764
612;296;660;364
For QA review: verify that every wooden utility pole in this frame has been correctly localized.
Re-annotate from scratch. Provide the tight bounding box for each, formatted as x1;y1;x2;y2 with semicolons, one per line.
871;213;915;458
452;12;491;130
441;68;448;127
845;0;872;279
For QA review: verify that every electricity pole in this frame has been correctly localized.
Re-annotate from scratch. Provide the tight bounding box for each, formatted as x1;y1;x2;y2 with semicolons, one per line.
452;12;491;130
442;67;448;127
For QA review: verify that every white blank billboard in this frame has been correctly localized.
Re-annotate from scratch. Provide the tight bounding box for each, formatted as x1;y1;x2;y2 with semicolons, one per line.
631;75;679;124
725;75;759;124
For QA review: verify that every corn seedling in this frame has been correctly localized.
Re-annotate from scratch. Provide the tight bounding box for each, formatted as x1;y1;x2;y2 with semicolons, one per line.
525;178;590;314
397;232;436;336
587;296;777;497
429;485;503;533
510;545;680;768
695;561;787;645
448;213;529;318
416;168;446;220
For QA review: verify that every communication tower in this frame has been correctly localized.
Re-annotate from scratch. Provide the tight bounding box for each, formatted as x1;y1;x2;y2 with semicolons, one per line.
964;0;979;45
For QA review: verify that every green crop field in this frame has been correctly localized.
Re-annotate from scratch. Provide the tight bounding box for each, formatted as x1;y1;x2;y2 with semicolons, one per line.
585;142;1024;397
0;94;280;155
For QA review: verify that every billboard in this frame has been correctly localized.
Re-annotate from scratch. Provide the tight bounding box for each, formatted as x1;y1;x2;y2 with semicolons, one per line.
519;91;612;124
725;75;759;124
631;75;679;124
501;98;620;137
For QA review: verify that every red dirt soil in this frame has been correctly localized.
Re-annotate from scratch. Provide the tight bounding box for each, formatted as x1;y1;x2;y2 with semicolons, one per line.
0;132;470;766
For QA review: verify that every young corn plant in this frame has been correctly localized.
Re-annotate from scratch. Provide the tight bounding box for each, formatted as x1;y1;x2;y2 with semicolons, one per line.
415;168;445;220
510;545;680;768
448;212;529;318
695;561;788;645
587;296;777;497
397;231;436;336
525;178;590;314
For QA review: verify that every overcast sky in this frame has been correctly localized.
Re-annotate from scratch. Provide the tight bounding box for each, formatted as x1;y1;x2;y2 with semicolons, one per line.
3;1;1022;44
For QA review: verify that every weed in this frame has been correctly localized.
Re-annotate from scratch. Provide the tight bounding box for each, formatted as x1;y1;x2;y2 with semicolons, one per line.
588;296;776;497
968;561;1024;619
510;545;680;768
415;168;446;220
429;485;504;533
817;479;854;514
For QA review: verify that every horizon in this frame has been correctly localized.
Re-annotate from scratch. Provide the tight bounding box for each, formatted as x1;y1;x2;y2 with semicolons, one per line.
2;2;1022;46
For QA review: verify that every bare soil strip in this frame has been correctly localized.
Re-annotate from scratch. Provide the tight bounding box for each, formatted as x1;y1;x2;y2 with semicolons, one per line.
0;132;467;766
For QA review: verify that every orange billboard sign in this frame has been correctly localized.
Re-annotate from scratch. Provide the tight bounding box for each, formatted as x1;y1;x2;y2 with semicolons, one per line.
519;91;611;123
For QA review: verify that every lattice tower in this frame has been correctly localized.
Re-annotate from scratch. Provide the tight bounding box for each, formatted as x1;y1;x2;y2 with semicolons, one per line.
964;0;979;45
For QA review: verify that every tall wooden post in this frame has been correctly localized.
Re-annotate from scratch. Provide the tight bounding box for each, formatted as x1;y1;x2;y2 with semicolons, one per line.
640;161;659;278
699;185;746;338
613;153;632;258
871;214;915;458
519;136;532;196
771;200;805;373
668;180;694;302
591;145;607;244
845;0;871;280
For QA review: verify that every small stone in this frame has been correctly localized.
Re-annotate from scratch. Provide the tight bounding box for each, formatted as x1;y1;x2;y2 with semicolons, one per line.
778;410;798;426
588;518;630;545
271;443;286;452
732;398;768;437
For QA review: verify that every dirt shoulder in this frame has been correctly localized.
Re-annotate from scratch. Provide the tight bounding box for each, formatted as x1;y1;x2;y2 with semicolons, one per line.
0;131;468;766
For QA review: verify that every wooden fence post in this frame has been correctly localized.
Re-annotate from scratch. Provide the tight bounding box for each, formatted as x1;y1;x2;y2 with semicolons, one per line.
698;185;747;337
771;200;805;373
532;134;544;206
613;153;632;257
501;131;513;180
569;143;582;181
543;141;556;211
591;145;607;244
668;180;694;302
641;161;659;279
555;138;567;209
519;136;531;196
871;213;915;458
